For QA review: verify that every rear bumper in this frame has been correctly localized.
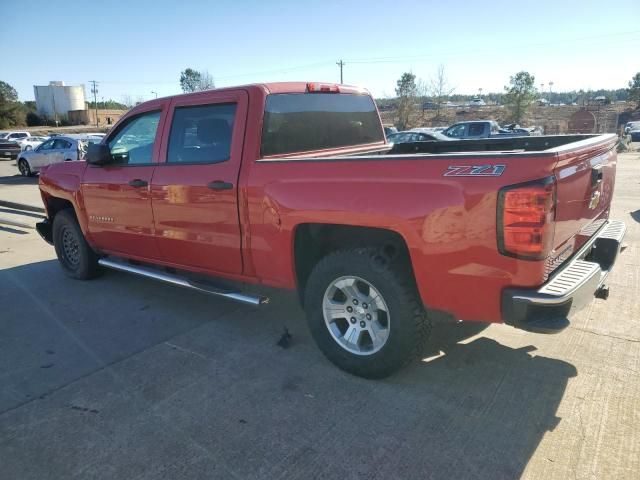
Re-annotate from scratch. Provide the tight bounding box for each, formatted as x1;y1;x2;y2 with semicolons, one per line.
502;220;626;333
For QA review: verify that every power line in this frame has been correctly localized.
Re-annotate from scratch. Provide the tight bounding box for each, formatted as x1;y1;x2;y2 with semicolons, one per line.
346;30;640;65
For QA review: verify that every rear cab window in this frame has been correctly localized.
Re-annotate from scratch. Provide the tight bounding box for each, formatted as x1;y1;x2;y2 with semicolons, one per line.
261;93;384;156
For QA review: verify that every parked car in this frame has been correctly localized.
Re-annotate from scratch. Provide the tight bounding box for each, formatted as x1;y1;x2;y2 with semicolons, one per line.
383;126;398;137
0;131;31;159
422;101;438;110
18;135;49;151
443;120;530;139
36;81;625;378
630;127;640;142
624;121;640;134
467;97;486;107
17;135;101;176
0;130;30;141
387;131;435;143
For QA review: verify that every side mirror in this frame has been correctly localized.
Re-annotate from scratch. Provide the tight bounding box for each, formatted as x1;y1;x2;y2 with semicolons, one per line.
86;143;111;165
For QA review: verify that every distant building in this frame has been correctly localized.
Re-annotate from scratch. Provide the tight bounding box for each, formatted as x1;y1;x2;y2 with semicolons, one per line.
33;81;86;120
68;109;126;127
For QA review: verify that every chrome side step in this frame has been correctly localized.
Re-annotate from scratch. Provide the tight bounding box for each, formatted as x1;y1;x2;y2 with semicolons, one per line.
98;258;269;306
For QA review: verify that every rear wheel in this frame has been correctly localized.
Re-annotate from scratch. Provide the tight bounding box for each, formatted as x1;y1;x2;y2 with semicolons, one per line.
53;209;101;280
304;248;431;378
18;159;32;177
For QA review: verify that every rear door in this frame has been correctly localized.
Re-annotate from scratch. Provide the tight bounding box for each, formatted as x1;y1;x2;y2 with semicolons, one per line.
150;90;248;275
466;122;487;138
81;103;168;259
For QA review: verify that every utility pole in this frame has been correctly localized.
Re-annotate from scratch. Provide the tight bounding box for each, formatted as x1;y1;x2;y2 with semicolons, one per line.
90;80;99;128
151;90;158;99
336;60;345;84
549;81;554;105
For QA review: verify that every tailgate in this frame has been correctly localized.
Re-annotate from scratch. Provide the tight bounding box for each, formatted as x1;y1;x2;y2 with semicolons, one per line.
549;134;618;270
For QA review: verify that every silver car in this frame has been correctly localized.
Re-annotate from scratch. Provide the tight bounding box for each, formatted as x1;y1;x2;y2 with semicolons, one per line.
16;135;102;177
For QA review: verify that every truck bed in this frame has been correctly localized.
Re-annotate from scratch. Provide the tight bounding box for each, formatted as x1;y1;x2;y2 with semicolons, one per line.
387;134;602;155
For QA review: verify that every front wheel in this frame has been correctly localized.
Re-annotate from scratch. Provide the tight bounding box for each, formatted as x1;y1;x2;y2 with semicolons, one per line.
304;249;431;378
52;209;101;280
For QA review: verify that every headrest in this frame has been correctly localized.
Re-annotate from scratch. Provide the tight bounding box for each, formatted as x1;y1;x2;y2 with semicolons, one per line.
197;118;231;144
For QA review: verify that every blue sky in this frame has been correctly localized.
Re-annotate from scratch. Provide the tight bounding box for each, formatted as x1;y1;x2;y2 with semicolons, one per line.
3;0;639;102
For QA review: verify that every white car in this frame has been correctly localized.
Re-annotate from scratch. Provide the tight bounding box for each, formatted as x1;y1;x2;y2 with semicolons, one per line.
17;135;49;151
0;131;30;141
16;135;102;177
467;97;486;107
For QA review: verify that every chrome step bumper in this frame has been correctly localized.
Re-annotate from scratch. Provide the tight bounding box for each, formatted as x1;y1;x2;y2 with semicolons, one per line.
502;220;626;333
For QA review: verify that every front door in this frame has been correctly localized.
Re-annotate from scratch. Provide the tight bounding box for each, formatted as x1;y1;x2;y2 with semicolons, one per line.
48;137;72;165
28;138;55;169
81;103;167;259
150;90;248;275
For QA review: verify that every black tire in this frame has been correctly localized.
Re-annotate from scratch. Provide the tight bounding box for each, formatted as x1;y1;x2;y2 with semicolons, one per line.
52;209;101;280
304;248;431;379
18;158;33;177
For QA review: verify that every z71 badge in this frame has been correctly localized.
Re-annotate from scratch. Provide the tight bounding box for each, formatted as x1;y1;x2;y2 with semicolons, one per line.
443;164;506;177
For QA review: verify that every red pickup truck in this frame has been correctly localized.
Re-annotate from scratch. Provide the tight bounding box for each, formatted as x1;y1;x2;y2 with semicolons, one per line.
36;82;625;378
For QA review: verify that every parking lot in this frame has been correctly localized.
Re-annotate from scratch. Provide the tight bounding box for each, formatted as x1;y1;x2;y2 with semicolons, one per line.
1;152;639;479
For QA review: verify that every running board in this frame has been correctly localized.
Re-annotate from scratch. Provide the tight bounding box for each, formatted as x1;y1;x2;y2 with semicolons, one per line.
98;258;269;306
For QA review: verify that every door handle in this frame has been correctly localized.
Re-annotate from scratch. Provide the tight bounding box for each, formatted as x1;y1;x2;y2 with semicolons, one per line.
128;179;148;188
207;180;233;190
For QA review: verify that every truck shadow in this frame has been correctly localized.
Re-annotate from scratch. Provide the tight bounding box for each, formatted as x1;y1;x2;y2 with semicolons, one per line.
0;259;577;480
631;209;640;223
0;172;38;185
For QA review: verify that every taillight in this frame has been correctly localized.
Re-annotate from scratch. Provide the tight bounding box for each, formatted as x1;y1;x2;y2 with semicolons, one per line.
306;83;340;93
497;177;556;260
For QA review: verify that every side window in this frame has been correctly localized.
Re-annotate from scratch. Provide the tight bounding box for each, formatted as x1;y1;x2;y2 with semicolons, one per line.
107;111;161;165
446;124;466;137
52;139;71;149
167;103;236;164
468;123;485;136
39;139;55;150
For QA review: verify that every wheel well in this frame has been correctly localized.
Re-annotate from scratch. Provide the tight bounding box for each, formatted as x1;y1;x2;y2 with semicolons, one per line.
294;224;414;301
46;197;75;220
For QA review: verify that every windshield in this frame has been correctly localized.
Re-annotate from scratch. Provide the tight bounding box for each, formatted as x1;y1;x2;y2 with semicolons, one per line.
261;93;384;156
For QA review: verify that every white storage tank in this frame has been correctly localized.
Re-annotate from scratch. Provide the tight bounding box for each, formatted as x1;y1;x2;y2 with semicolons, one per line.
34;81;86;119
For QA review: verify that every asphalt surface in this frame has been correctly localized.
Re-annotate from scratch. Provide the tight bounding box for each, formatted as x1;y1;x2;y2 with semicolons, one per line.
1;153;639;479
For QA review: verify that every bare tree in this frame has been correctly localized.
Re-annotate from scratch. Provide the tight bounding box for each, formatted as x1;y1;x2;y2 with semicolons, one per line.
198;70;215;91
121;94;133;108
416;78;430;120
180;68;215;93
429;64;455;121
